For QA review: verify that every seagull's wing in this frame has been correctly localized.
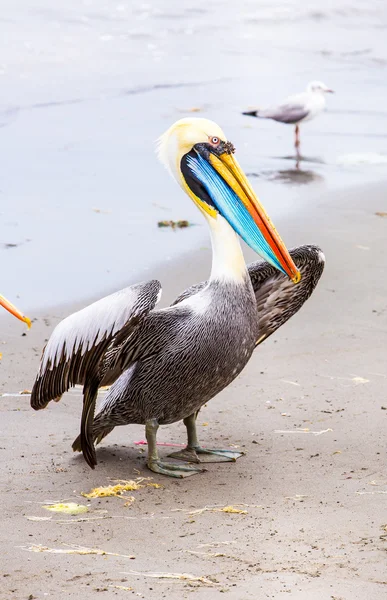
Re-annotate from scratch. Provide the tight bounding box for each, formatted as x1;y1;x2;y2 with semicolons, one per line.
31;280;161;467
173;245;325;346
258;101;309;124
243;92;311;124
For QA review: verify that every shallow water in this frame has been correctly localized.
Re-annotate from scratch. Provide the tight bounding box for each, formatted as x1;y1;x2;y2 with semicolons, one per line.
1;0;386;310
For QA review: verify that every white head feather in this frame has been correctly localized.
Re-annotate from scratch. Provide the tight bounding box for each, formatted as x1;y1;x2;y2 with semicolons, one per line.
156;117;226;189
306;80;332;94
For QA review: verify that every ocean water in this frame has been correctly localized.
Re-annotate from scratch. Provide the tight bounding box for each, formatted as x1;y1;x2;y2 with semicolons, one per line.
1;0;386;310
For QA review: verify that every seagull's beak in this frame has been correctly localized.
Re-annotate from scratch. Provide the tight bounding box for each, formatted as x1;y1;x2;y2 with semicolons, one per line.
0;294;31;328
325;88;334;93
183;144;301;283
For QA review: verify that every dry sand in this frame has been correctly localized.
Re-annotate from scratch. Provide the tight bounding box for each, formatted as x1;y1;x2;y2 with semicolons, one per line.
1;181;386;599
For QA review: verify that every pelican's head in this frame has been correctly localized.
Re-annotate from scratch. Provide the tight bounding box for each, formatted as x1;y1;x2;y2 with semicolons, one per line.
0;294;31;328
158;117;300;282
307;81;334;94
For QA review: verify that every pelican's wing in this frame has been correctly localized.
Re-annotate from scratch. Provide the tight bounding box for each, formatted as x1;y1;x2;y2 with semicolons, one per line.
173;245;325;346
249;245;325;346
31;280;161;410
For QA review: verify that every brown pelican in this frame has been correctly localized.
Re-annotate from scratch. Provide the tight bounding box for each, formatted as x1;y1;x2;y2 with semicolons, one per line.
242;81;334;153
0;294;31;328
26;118;324;478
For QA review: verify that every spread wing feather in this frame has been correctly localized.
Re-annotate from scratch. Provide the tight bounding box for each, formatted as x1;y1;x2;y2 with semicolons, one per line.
173;245;325;345
249;245;325;345
31;280;161;410
31;280;161;468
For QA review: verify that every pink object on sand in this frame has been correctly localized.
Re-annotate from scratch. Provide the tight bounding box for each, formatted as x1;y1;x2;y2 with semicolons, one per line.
133;440;185;448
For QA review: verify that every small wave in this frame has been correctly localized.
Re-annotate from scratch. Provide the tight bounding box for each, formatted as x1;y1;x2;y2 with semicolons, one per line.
337;152;387;166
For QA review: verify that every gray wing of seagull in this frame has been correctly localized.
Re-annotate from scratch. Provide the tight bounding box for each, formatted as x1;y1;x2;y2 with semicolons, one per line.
31;280;162;467
243;92;310;124
257;102;309;124
173;245;325;345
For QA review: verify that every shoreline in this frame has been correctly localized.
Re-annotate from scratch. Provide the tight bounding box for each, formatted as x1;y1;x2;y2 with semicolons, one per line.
1;175;385;318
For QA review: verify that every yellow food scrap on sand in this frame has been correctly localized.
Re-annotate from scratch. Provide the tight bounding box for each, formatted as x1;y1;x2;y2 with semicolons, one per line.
82;478;162;498
43;503;88;515
219;505;247;514
82;480;143;498
184;504;250;516
109;585;133;591
123;496;136;507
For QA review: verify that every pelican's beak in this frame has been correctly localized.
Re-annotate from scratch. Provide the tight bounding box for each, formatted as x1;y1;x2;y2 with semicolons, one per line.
184;144;301;282
0;294;31;328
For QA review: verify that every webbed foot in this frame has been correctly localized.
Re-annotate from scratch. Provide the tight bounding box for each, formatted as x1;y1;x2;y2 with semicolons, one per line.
147;459;204;478
145;418;204;478
171;413;245;464
169;446;244;463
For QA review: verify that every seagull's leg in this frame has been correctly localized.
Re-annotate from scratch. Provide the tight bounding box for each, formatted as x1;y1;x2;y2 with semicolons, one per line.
295;125;301;155
145;418;203;478
168;413;244;463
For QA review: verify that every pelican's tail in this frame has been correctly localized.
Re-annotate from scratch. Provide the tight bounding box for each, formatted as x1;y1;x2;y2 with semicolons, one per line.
72;424;115;452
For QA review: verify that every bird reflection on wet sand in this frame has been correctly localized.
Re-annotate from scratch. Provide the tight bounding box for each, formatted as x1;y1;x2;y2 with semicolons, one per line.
248;156;324;186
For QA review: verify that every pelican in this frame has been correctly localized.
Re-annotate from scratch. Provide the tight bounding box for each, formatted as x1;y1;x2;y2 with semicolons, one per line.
242;81;334;153
0;294;31;328
28;118;324;478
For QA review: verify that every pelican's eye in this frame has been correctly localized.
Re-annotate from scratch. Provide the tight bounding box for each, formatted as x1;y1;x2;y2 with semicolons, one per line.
209;136;220;146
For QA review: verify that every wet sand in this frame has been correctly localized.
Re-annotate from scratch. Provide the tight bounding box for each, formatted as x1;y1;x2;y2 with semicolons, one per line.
1;180;386;599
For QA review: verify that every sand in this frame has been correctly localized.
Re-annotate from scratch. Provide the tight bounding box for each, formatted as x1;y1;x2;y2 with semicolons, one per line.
1;181;386;599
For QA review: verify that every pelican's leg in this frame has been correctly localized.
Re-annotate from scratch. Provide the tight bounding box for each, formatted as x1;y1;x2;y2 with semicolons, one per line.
169;413;244;463
145;418;203;478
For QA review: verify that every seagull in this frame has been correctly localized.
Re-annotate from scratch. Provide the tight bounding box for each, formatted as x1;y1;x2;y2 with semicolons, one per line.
242;81;334;153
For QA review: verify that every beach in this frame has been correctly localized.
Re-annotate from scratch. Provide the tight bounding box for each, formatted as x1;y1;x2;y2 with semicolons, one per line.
1;0;387;598
1;180;386;599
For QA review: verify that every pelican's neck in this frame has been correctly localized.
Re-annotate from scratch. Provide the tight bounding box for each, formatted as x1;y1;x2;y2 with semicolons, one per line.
206;214;247;283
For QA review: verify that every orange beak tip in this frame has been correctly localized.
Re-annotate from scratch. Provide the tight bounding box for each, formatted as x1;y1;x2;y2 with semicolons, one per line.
24;317;32;329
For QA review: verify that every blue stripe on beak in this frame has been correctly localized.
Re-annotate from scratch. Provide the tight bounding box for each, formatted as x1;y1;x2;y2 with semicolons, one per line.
187;153;286;274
